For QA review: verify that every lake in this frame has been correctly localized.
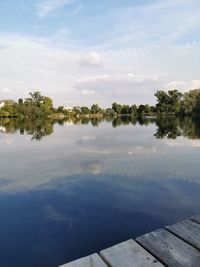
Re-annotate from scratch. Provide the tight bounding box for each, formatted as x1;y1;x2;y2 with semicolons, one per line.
0;116;200;267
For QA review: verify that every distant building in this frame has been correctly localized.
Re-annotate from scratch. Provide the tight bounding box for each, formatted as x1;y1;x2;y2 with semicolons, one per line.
0;125;6;132
0;101;5;109
63;106;73;112
63;106;81;112
63;120;74;126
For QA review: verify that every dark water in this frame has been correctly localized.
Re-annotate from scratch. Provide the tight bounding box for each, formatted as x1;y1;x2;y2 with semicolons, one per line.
0;116;200;267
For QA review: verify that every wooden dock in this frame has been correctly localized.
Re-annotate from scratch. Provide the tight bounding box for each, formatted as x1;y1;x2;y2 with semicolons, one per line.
59;215;200;267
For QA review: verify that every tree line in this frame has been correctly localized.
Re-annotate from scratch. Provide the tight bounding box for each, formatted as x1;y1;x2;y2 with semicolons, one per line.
1;89;200;118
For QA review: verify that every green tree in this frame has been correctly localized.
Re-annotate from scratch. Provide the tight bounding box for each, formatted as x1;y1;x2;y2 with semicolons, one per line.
130;105;137;114
112;102;122;114
23;91;53;117
181;89;200;114
18;98;23;105
91;104;100;114
154;89;182;113
168;90;182;112
81;106;90;114
154;90;171;112
29;91;43;104
121;105;130;114
138;104;146;114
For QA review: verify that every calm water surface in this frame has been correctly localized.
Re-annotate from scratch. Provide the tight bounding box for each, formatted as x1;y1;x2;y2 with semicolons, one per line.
0;117;200;267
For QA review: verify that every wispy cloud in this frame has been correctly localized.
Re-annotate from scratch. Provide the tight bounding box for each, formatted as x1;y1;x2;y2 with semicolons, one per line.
72;4;82;15
1;32;200;107
81;89;95;95
76;74;161;104
80;52;103;67
166;80;200;91
36;0;72;17
0;87;13;94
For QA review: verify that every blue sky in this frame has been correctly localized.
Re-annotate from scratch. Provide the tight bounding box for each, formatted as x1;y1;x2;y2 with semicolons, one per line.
0;0;200;106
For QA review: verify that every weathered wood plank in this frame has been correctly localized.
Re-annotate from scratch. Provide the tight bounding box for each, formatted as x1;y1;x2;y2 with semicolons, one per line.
59;253;108;267
100;239;164;267
191;215;200;224
136;228;200;267
165;219;200;250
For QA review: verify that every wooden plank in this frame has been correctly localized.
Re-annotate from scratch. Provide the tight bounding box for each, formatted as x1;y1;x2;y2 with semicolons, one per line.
165;219;200;250
191;215;200;224
59;253;108;267
100;239;164;267
136;228;200;267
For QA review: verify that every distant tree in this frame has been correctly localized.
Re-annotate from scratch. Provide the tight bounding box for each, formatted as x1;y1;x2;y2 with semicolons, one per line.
168;90;182;112
81;106;90;114
57;106;64;113
29;91;43;104
121;105;130;114
73;107;81;115
21;91;54;117
181;89;200;114
18;98;23;105
154;89;182;113
138;104;146;113
0;100;17;116
91;104;100;114
130;105;137;114
154;90;170;112
106;108;115;115
40;96;53;115
112;102;122;114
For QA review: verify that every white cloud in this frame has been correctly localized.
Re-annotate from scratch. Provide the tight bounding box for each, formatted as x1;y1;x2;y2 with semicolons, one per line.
80;161;103;175
166;80;200;91
82;136;96;141
0;33;82;105
77;74;159;84
80;52;103;67
0;33;200;107
0;87;13;94
81;89;95;95
76;74;161;104
165;139;200;148
0;138;14;145
36;0;72;17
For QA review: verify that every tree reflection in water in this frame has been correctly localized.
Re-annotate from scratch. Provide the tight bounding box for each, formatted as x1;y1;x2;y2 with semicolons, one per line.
0;116;200;140
0;118;54;141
